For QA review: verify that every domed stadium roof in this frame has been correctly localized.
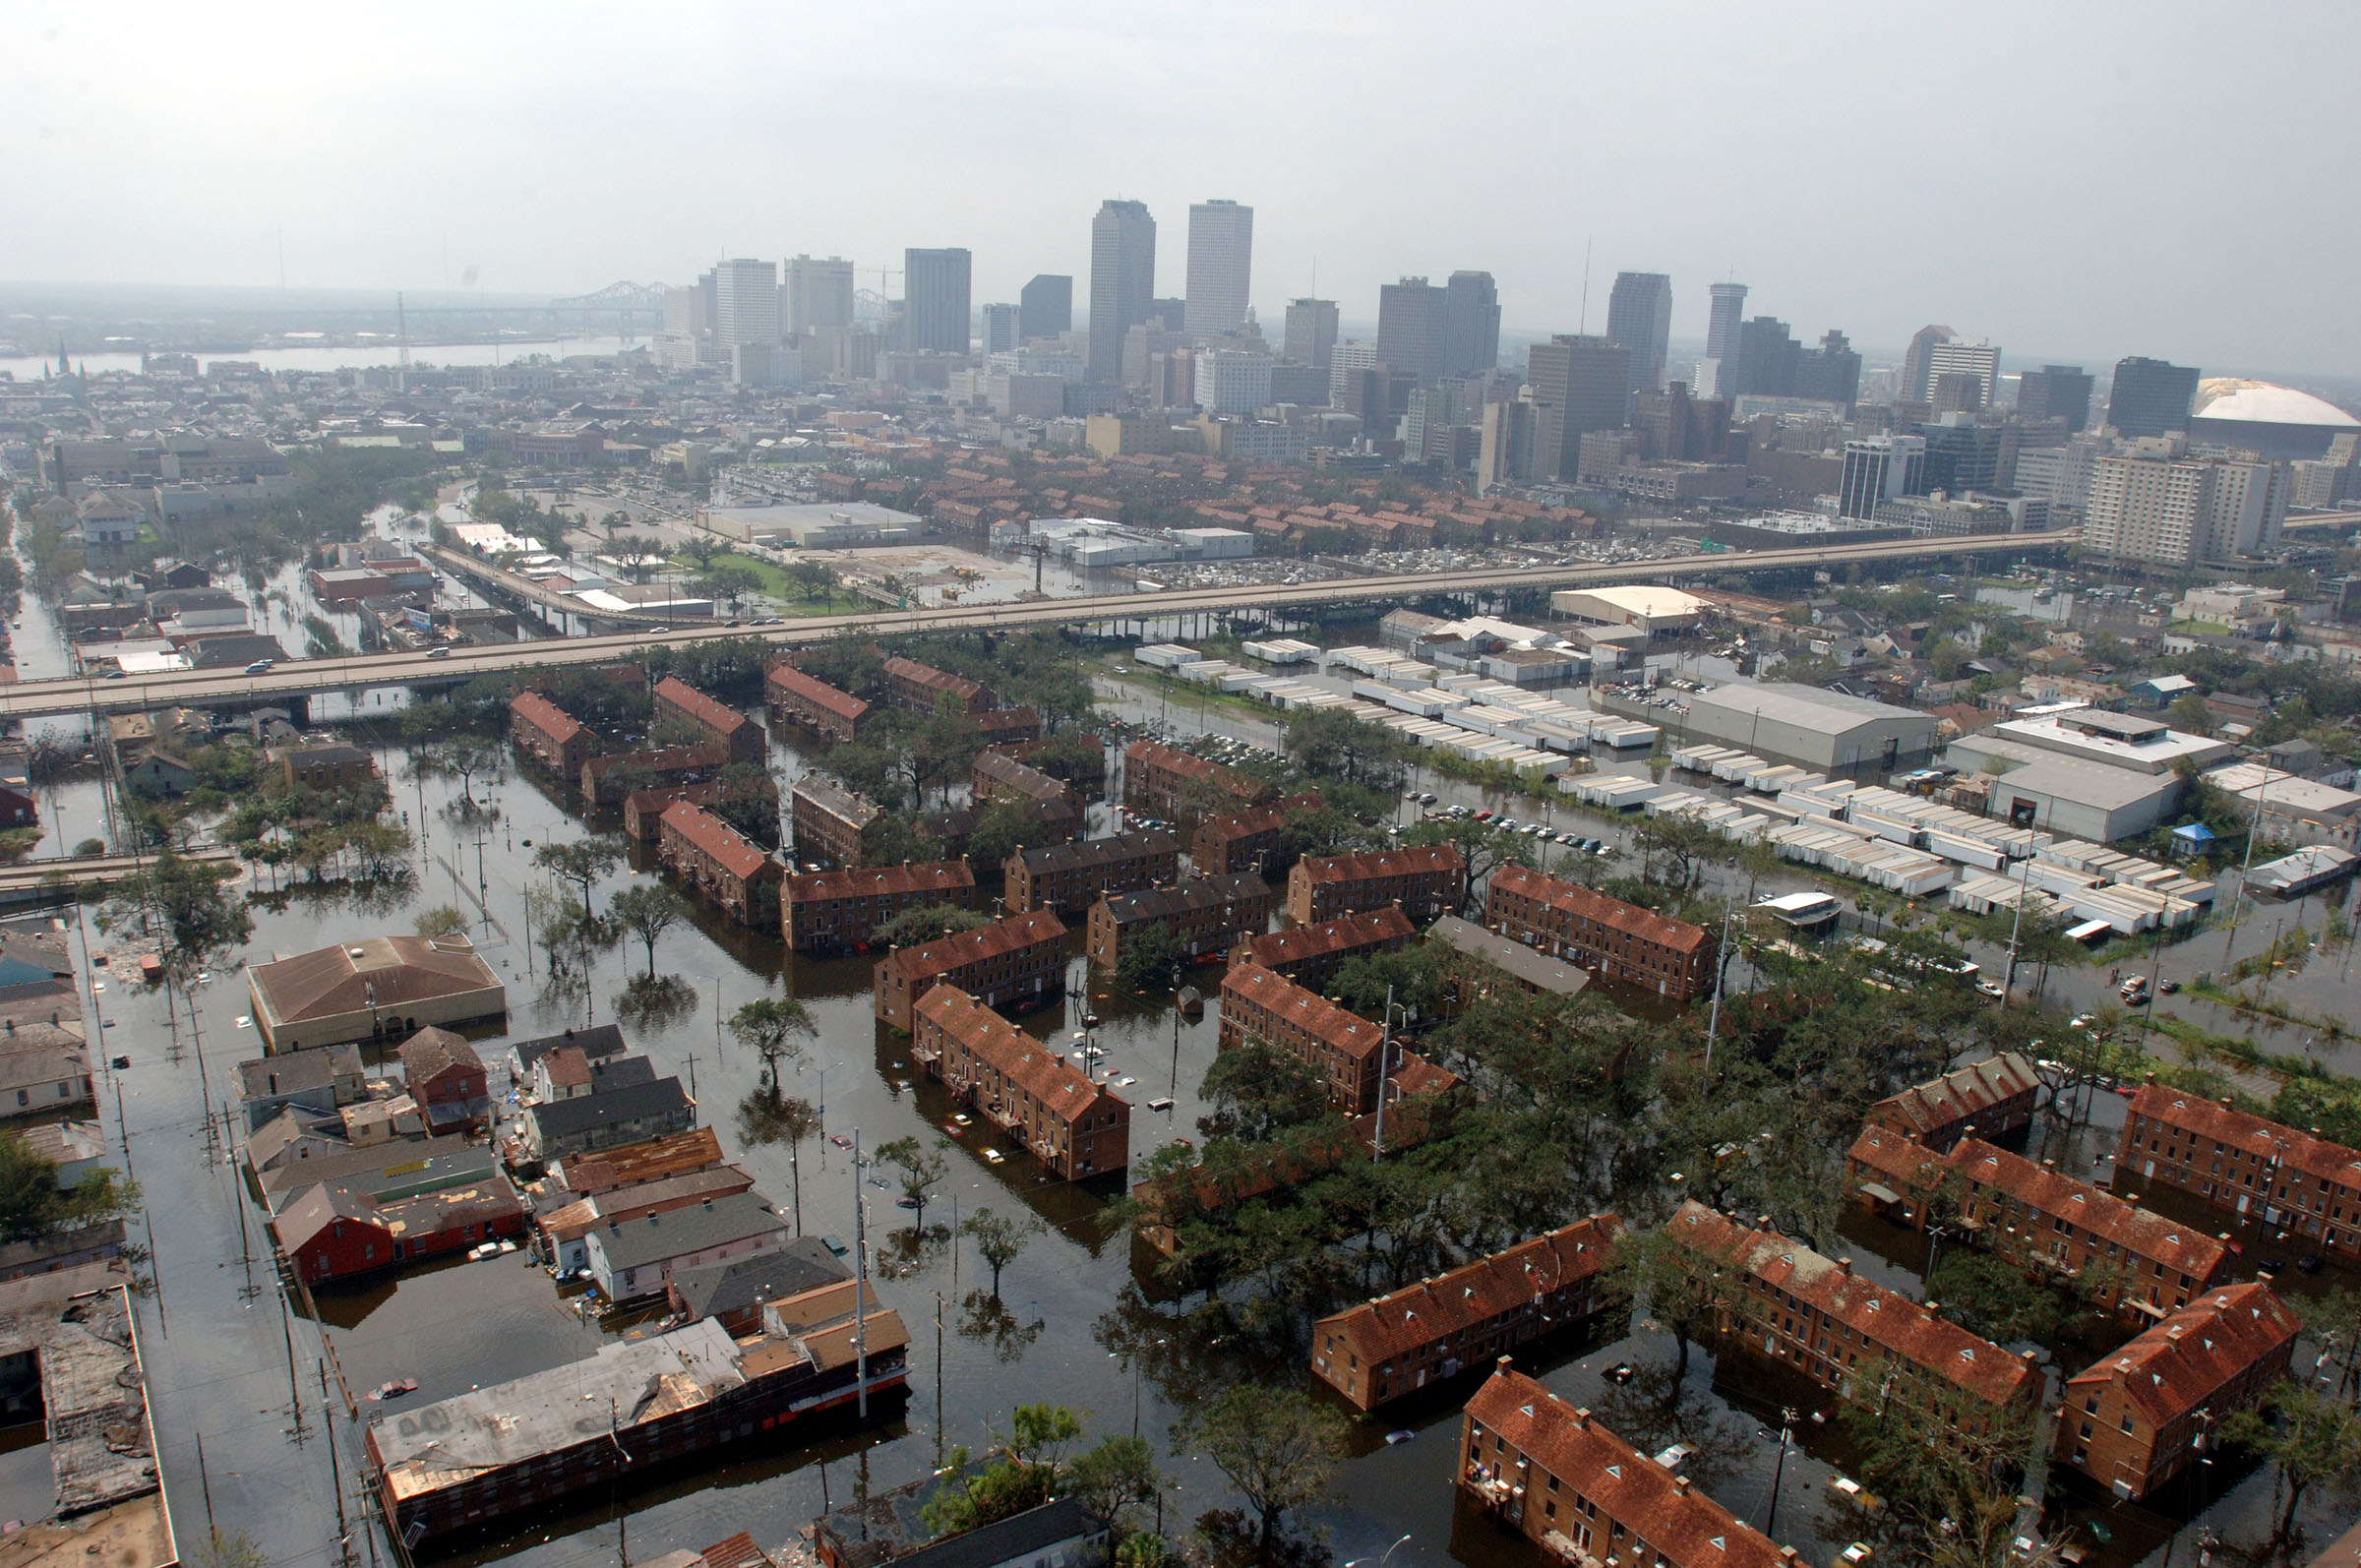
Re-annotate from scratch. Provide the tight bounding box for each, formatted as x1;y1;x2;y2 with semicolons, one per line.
2192;378;2360;429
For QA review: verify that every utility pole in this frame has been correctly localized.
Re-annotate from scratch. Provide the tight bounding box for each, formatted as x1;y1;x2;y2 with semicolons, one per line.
1762;1406;1797;1537
1703;898;1737;1075
853;1130;870;1418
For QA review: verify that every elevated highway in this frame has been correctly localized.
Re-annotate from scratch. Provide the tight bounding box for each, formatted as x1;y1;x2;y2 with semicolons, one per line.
3;528;2078;723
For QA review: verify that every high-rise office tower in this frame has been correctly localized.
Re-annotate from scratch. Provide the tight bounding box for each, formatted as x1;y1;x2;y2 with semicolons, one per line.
980;303;1019;355
1328;340;1381;407
1441;271;1502;379
1792;330;1862;411
1377;277;1449;388
2017;365;2094;432
1525;334;1631;483
1184;200;1254;336
1838;436;1928;519
1478;397;1537;493
1700;282;1747;395
1734;317;1798;398
1089;200;1156;384
1194;350;1274;415
2106;357;2202;439
713;258;781;349
1917;415;2018;493
2083;442;2286;565
1900;325;1956;402
1604;271;1673;395
903;249;972;355
1019;274;1072;341
1925;339;2000;410
785;256;856;334
1930;372;1985;416
1283;298;1339;371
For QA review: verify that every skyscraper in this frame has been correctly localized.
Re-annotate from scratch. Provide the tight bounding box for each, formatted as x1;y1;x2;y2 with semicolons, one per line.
1604;272;1673;396
785;256;856;335
713;258;781;349
903;249;972;355
1525;334;1630;483
980;303;1019;355
1441;271;1501;379
2017;365;2094;431
1376;277;1449;388
1700;282;1747;395
1734;317;1798;398
1089;200;1156;385
1283;298;1338;371
1925;339;2000;410
1900;325;1956;402
1838;436;1928;519
1019;274;1072;342
2107;357;2202;439
2083;443;2286;565
1184;200;1254;336
1792;330;1862;411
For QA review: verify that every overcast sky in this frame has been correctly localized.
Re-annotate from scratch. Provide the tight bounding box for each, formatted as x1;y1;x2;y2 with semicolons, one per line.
5;1;2355;374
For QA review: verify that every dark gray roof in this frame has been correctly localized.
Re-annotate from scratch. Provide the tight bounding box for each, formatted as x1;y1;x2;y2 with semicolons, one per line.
668;1237;847;1319
236;1043;362;1101
1098;873;1267;924
512;1024;628;1069
587;1191;786;1270
1013;830;1178;874
888;1501;1100;1568
528;1076;691;1139
590;1055;657;1093
186;633;291;670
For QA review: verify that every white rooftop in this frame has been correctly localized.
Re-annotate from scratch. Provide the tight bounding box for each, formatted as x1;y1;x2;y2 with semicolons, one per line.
2192;379;2361;429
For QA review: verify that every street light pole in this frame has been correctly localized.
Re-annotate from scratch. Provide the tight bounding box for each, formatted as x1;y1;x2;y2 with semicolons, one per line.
1762;1407;1797;1537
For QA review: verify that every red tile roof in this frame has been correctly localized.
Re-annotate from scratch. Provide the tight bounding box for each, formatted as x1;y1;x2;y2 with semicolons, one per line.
1124;739;1266;798
1669;1200;2038;1407
659;800;776;880
786;861;976;903
1220;962;1383;1059
1464;1368;1799;1568
1237;906;1417;966
2066;1281;2298;1428
510;691;584;745
655;676;753;738
912;985;1125;1121
1196;792;1325;844
1871;1053;2040;1137
767;664;872;722
885;656;985;703
2127;1083;2361;1191
884;911;1067;982
1489;866;1710;954
581;742;731;782
1318;1215;1618;1365
1294;845;1467;885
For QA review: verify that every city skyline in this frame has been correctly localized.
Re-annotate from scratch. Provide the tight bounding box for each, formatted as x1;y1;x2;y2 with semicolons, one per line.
2;4;2356;374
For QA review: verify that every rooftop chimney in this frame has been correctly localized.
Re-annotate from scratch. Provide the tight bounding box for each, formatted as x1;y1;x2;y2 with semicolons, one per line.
1838;1256;1852;1275
1673;1477;1690;1495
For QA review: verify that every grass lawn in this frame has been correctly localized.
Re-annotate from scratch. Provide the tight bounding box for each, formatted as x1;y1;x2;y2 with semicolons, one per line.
667;551;858;614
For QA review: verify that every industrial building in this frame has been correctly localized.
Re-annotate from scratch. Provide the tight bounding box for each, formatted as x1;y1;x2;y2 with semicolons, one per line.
1664;680;1936;771
1547;585;1707;637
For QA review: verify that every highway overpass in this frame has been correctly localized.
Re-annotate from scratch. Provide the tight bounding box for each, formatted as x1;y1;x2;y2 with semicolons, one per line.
1;528;2078;723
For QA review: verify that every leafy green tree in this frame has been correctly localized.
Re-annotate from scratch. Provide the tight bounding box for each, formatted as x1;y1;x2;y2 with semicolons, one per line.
964;797;1048;872
611;883;691;977
1172;1386;1348;1555
534;834;628;920
699;562;764;614
2224;1379;2361;1537
1925;1251;2060;1345
1283;706;1412;793
961;1206;1049;1298
414;905;470;940
0;1133;137;1242
872;903;993;947
1068;1435;1165;1531
1401;815;1533;886
1839;1379;2037;1568
95;848;252;992
729;996;817;1088
736;1089;821;1232
1114;921;1184;995
1607;1225;1736;1398
1198;1039;1330;1144
875;1134;950;1231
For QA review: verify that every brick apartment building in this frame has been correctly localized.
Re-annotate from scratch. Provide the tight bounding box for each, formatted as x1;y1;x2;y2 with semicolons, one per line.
1087;874;1271;970
1461;1366;1803;1568
2119;1083;2361;1263
1191;792;1324;876
1230;907;1418;994
623;779;732;843
1665;1200;2041;1418
1848;1130;2235;1316
874;911;1067;1031
580;742;732;807
657;800;783;926
783;861;977;953
510;692;588;777
2056;1282;2297;1501
884;655;993;713
766;662;873;744
653;675;765;763
1483;866;1717;1000
1218;962;1404;1116
1313;1215;1620;1411
1005;831;1180;914
910;985;1129;1181
791;773;887;869
1867;1052;2042;1151
1285;845;1467;926
972;749;1082;829
1120;740;1274;820
959;706;1042;749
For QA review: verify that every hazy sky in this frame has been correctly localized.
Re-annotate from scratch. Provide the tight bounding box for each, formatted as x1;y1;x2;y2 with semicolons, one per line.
6;1;2356;374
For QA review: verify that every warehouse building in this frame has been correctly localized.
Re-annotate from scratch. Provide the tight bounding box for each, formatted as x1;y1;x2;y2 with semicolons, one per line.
1547;584;1708;637
1669;680;1936;771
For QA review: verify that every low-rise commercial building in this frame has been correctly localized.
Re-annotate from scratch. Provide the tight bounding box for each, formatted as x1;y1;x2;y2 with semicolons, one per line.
1483;867;1716;999
1005;831;1180;914
1086;874;1270;970
874;911;1067;1031
1460;1366;1803;1568
1848;1130;2234;1316
1285;845;1466;925
1191;792;1324;876
2118;1083;2361;1262
276;1176;527;1285
1121;740;1274;819
2056;1282;2297;1501
792;772;887;869
582;1189;792;1303
534;1165;757;1275
654;676;765;763
766;662;873;743
1654;679;1937;770
247;935;506;1053
1230;907;1418;993
1313;1216;1619;1411
910;985;1129;1180
659;801;785;926
783;861;977;953
1866;1052;2041;1151
1665;1200;2040;1417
